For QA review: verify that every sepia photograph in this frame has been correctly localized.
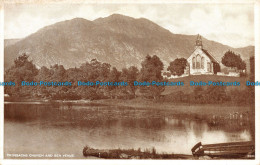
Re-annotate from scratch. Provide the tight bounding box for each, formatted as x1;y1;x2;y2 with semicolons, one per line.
0;0;259;164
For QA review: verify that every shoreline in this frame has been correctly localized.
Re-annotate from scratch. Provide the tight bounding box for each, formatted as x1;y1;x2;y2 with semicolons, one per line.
4;97;253;122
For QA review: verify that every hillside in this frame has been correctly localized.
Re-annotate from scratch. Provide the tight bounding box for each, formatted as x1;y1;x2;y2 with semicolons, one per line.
4;39;21;47
4;14;254;70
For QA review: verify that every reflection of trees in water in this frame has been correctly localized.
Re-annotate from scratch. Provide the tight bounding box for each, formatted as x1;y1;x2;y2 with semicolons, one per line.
5;104;52;122
208;120;250;133
121;118;166;129
189;120;208;138
5;103;253;140
164;117;207;138
4;104;179;124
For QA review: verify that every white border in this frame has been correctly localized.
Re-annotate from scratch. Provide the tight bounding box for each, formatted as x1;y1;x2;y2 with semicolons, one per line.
254;0;260;163
0;0;259;165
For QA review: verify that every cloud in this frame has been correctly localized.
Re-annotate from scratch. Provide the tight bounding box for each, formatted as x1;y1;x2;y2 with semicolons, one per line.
4;3;254;47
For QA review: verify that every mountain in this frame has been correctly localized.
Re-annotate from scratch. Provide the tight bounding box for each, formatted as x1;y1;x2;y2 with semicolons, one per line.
4;39;21;47
4;14;254;71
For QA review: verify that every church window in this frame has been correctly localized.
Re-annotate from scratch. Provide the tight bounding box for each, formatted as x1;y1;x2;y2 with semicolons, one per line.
207;62;211;72
196;55;201;69
192;57;195;69
201;57;204;69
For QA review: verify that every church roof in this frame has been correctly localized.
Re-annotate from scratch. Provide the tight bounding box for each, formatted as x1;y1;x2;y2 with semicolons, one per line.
188;34;219;64
201;49;219;63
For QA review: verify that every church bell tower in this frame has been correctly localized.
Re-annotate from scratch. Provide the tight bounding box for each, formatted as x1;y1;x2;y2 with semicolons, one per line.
195;34;203;49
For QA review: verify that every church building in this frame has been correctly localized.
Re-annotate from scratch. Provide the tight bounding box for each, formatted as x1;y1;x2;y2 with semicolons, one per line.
186;34;220;75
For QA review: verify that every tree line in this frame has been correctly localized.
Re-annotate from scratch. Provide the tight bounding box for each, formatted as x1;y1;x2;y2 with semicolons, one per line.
4;51;254;105
4;53;165;100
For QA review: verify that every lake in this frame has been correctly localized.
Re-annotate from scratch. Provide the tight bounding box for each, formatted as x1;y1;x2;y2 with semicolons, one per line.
4;102;252;159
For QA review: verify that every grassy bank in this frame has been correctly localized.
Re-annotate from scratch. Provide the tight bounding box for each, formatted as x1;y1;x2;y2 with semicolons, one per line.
163;75;250;95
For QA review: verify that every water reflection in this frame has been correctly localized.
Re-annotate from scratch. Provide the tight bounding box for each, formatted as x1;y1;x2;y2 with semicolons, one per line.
4;103;252;158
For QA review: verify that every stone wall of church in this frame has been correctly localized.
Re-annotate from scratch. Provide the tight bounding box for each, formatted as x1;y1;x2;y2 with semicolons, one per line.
187;48;214;75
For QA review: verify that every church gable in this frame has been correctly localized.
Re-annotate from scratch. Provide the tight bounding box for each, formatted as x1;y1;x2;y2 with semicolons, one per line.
186;34;220;75
188;48;212;72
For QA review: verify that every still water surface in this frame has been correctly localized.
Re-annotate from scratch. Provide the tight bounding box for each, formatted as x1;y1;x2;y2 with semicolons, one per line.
4;102;252;158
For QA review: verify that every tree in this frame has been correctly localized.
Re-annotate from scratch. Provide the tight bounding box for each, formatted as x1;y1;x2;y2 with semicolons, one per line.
250;56;255;76
120;66;139;98
237;59;246;72
35;66;52;98
138;55;164;100
36;66;51;81
167;58;187;76
248;56;255;105
79;59;111;99
222;50;238;69
221;50;246;72
106;67;121;98
50;64;67;82
5;53;39;97
139;55;164;81
80;59;111;82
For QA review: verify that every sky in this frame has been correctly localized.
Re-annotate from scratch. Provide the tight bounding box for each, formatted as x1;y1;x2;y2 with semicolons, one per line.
4;3;254;48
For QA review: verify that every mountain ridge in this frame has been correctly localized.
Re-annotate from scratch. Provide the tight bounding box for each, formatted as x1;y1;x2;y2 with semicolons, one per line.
4;14;254;71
